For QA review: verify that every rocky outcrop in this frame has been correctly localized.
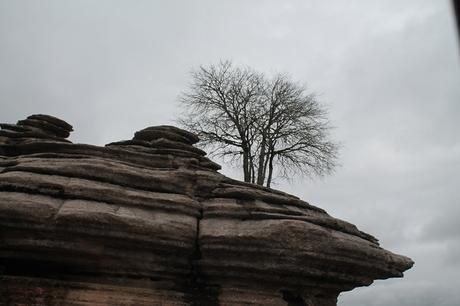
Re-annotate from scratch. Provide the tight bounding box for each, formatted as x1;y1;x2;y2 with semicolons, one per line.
0;115;413;306
0;114;73;144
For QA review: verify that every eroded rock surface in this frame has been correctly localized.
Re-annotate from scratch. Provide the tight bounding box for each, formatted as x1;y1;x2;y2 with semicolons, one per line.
0;115;413;306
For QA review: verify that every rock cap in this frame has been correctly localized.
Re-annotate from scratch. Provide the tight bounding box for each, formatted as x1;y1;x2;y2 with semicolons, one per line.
133;125;200;145
0;114;73;143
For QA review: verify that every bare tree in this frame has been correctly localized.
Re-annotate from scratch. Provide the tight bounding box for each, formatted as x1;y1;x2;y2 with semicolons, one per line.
179;61;338;187
178;61;263;182
254;74;338;187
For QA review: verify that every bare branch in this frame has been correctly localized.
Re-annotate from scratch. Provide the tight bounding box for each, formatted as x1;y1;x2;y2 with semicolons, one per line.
177;61;339;187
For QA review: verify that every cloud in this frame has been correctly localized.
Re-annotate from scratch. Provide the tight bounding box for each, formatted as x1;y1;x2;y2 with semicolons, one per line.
1;1;459;305
339;278;460;306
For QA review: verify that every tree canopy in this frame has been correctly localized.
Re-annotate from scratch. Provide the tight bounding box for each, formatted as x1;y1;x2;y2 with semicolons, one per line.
179;61;338;187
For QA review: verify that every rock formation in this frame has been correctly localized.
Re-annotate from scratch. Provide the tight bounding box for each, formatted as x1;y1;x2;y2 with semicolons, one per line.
0;114;413;306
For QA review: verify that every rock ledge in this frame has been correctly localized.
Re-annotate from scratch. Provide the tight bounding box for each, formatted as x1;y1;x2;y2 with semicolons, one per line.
0;115;413;306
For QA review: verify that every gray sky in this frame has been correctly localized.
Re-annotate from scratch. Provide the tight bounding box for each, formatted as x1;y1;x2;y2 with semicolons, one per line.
1;1;459;305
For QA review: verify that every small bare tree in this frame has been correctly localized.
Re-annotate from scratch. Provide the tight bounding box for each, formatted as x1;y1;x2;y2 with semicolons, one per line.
179;61;338;187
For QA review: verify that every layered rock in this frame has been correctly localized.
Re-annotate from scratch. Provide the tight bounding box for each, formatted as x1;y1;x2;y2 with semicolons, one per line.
0;114;73;145
0;115;413;306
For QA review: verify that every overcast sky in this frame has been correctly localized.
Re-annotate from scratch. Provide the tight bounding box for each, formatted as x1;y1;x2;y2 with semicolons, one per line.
1;1;459;305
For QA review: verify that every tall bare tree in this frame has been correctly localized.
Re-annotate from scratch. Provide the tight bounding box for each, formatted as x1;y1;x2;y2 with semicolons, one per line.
179;61;338;187
178;61;263;182
254;74;338;187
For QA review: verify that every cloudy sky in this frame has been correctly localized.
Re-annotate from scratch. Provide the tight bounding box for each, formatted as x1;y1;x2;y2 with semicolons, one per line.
1;1;459;305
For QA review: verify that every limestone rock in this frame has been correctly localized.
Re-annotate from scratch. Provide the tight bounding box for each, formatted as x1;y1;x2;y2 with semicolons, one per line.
0;114;413;306
133;125;199;145
27;114;73;131
0;114;73;145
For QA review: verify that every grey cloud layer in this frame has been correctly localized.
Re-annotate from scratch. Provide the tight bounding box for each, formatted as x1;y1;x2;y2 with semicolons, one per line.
1;1;459;305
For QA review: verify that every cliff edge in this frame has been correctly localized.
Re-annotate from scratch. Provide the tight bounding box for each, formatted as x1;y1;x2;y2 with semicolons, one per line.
0;114;413;306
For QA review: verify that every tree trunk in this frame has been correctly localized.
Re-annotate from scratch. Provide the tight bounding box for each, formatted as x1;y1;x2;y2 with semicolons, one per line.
266;154;275;188
249;154;255;184
256;135;267;185
243;150;251;182
262;146;270;185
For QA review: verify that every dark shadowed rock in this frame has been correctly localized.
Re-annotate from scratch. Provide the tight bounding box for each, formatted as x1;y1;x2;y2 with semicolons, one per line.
0;114;413;306
0;114;73;145
17;118;71;138
149;125;200;144
134;125;199;144
27;114;73;131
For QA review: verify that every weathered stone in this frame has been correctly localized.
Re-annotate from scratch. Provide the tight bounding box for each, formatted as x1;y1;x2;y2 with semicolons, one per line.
144;125;200;144
27;114;73;131
134;126;199;144
0;114;72;145
17;118;71;138
0;114;413;306
0;123;30;132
